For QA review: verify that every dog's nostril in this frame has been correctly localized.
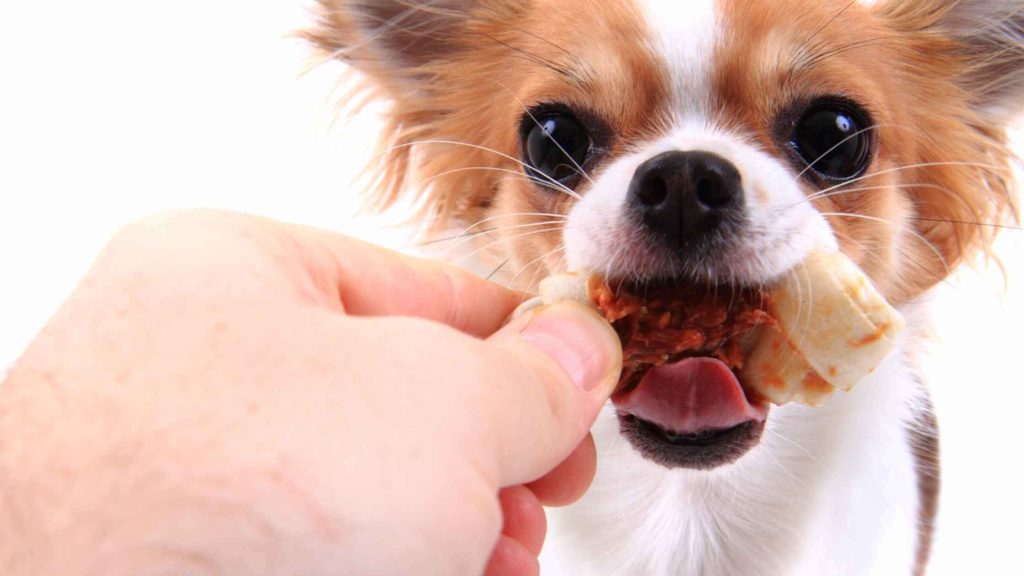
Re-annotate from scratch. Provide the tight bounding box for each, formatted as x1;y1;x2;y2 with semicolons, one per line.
696;173;730;209
638;176;669;207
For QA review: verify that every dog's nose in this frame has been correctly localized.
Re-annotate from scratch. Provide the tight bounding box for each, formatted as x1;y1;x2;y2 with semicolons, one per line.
628;151;743;246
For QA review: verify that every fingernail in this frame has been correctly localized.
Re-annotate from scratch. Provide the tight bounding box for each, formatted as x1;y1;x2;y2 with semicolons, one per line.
519;302;622;393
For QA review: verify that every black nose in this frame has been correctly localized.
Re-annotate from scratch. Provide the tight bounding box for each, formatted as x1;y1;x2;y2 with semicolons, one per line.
628;151;744;247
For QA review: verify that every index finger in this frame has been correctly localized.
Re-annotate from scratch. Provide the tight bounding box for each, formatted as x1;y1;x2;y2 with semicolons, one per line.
286;223;527;338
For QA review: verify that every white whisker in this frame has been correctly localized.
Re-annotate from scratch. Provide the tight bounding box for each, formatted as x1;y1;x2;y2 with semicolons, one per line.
389;139;583;200
508;245;568;291
441;221;569;258
451;225;567;266
420;165;582;198
408;211;569;248
818;211;950;276
807;161;1008;204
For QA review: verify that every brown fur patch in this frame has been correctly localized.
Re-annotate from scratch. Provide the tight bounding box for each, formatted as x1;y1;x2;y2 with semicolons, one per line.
909;394;941;576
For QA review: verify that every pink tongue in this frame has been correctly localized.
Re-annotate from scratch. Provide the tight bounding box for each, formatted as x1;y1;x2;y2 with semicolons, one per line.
614;357;768;435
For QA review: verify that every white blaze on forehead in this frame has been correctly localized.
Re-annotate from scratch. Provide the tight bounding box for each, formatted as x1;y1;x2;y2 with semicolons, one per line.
564;0;838;284
636;0;720;120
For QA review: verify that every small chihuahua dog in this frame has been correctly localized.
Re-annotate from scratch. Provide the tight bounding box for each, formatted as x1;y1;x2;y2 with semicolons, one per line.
306;1;1023;574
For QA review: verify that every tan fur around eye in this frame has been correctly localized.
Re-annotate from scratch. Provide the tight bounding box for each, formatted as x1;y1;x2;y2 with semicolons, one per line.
715;0;1019;301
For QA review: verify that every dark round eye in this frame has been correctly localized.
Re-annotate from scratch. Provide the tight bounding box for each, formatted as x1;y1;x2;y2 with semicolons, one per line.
524;113;591;186
791;101;872;180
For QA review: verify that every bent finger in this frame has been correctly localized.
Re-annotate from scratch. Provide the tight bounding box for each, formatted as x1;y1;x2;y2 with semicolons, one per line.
499;486;546;556
526;433;597;507
484;535;540;576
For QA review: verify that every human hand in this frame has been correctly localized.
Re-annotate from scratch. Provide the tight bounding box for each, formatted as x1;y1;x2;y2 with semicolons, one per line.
0;210;622;576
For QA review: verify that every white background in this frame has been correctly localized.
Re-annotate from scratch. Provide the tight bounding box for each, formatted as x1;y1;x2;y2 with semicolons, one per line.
1;2;1022;574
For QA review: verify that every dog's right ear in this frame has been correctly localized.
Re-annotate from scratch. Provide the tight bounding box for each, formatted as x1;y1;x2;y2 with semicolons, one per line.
304;1;520;216
305;1;483;88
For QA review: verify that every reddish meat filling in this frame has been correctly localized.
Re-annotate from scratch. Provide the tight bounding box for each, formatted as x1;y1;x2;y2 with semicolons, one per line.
587;277;777;394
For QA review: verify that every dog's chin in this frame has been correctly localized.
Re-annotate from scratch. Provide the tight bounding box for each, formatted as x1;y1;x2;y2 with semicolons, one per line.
617;412;767;470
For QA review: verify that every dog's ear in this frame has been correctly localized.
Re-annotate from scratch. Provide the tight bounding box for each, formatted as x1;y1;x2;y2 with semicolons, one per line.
305;1;485;87
943;0;1024;121
304;1;520;217
882;0;1024;122
872;0;1022;285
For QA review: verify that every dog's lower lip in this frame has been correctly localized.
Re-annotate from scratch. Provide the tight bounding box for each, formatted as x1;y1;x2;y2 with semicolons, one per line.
643;419;748;447
617;412;768;470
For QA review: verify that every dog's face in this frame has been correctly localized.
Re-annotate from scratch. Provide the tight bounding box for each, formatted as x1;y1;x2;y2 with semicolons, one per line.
309;0;1021;468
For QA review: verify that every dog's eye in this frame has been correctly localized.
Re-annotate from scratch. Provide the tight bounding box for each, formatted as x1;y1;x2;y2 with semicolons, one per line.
791;100;872;180
523;112;591;187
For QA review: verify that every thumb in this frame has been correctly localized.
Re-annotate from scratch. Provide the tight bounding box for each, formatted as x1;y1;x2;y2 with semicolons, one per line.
482;302;622;487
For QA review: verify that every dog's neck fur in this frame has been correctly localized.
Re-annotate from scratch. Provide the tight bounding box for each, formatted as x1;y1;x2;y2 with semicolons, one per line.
540;303;934;576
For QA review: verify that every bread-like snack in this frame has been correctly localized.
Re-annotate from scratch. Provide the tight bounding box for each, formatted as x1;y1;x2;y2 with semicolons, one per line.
508;272;593;319
738;251;905;406
512;250;904;407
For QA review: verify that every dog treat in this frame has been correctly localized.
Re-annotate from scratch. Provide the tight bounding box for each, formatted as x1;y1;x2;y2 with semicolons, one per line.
513;251;904;407
588;277;774;398
738;251;906;405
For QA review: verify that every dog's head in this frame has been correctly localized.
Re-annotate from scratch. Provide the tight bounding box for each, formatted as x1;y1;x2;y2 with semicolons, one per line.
308;0;1022;469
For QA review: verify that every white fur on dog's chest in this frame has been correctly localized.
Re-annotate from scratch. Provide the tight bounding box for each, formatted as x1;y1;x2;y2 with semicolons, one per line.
541;336;922;576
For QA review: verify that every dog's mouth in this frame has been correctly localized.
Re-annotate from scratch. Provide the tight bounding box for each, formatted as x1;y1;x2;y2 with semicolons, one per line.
612;356;769;470
592;279;774;470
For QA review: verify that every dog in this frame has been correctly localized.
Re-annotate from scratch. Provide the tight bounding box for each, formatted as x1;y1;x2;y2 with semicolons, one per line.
305;1;1023;574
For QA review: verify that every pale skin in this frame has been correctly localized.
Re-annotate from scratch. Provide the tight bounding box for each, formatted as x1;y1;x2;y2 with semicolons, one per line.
0;210;622;576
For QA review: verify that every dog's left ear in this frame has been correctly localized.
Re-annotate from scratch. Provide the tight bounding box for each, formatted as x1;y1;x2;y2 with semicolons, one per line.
935;0;1024;121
